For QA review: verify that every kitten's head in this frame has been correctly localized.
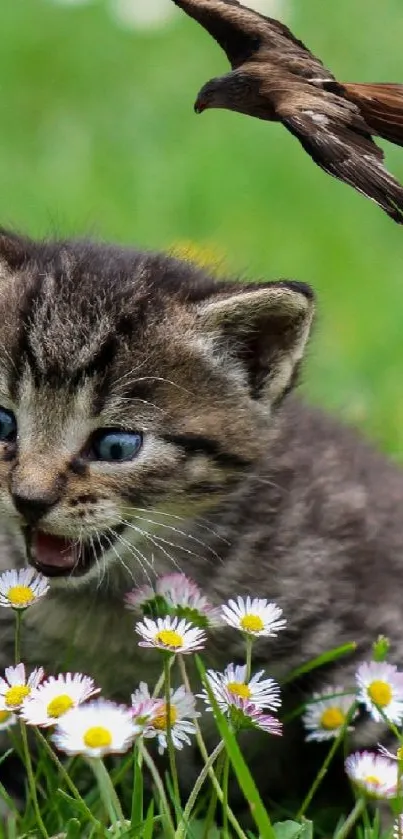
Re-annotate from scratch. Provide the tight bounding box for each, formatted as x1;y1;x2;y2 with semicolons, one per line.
0;231;314;584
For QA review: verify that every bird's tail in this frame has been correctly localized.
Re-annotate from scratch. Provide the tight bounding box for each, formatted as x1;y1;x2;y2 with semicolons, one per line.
342;82;403;146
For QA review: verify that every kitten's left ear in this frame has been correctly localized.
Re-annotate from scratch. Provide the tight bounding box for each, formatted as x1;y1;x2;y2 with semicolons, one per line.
195;280;314;403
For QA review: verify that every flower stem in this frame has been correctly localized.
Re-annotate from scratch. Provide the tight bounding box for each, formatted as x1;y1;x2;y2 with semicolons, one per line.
164;654;181;817
245;636;253;682
222;753;230;838
175;742;224;839
177;655;248;839
14;610;22;665
88;758;125;828
140;743;176;839
34;728;103;833
19;721;49;838
297;701;359;820
333;798;365;839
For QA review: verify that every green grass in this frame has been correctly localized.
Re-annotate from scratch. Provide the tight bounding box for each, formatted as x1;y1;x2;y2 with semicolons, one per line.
1;0;403;454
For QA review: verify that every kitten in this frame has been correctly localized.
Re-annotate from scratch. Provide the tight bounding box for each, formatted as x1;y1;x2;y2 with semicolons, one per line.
0;228;400;805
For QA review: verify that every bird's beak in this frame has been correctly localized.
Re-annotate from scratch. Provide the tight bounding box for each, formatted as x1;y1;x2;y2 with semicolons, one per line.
194;101;206;114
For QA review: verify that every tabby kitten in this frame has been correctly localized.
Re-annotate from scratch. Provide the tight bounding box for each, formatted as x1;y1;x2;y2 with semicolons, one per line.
0;229;401;803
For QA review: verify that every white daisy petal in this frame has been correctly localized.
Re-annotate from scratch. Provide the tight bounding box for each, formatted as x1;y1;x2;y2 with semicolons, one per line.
21;672;100;727
345;751;398;799
199;663;281;712
52;699;139;758
0;568;49;610
302;687;357;742
356;661;403;724
221;596;286;637
0;663;44;710
135;615;206;654
142;685;199;755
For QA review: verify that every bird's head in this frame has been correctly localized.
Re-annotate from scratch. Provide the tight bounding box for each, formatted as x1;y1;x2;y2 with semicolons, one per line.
194;73;257;116
194;79;224;114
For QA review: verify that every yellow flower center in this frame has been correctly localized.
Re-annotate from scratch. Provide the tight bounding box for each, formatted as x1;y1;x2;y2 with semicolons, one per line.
0;710;12;724
227;681;251;700
155;629;183;649
5;685;30;708
47;694;74;719
83;726;112;749
152;703;178;731
367;680;392;707
7;585;35;608
319;707;346;730
240;614;264;633
364;775;381;787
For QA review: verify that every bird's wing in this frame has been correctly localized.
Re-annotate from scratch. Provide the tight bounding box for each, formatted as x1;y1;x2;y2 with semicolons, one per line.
172;0;329;72
276;93;403;222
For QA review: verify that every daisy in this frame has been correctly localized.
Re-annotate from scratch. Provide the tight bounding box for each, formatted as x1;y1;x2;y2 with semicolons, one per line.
21;672;100;727
345;751;398;799
141;685;199;755
0;709;17;731
0;568;49;610
356;661;403;724
125;574;221;627
131;682;166;727
135;615;206;654
302;687;357;742
223;691;282;736
157;573;222;625
221;596;286;637
52;699;139;758
199;664;281;712
124;585;155;612
0;663;44;711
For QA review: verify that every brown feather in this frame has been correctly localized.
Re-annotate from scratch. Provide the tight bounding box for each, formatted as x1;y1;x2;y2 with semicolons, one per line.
342;82;403;146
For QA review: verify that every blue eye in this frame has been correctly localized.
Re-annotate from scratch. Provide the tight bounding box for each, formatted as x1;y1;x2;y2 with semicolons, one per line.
91;430;143;463
0;408;17;443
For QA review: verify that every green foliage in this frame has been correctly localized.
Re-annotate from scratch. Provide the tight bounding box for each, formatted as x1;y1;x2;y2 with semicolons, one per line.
1;0;403;454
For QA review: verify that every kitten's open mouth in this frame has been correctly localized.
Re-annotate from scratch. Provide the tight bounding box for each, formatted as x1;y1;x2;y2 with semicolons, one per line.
23;527;122;578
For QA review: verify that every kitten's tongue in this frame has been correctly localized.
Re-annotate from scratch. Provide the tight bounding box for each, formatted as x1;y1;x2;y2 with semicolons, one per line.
35;532;77;570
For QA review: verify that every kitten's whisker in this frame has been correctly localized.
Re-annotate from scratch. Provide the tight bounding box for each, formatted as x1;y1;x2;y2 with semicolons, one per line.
121;520;183;574
101;530;136;587
120;505;230;545
105;526;154;586
89;533;104;590
121;519;209;563
120;510;223;561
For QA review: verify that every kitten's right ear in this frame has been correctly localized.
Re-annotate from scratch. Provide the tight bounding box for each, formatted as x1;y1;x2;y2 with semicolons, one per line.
194;280;315;404
0;231;28;272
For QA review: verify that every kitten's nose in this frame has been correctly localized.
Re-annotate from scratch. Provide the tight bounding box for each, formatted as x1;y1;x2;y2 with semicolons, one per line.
12;490;59;525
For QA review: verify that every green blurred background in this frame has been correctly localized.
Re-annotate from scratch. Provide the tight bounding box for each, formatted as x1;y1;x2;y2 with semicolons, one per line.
1;0;403;454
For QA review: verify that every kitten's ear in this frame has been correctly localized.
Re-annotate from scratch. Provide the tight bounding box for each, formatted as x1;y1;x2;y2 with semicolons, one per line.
0;231;28;272
195;281;314;403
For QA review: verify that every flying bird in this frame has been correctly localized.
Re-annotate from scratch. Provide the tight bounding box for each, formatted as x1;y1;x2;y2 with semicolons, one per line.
172;0;403;223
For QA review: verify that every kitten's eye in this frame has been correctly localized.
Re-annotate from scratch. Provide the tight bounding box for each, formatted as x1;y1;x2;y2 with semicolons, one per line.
0;407;17;443
91;430;143;463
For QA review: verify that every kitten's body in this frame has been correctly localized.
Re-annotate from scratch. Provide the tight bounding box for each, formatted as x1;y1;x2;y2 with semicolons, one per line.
0;230;400;803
